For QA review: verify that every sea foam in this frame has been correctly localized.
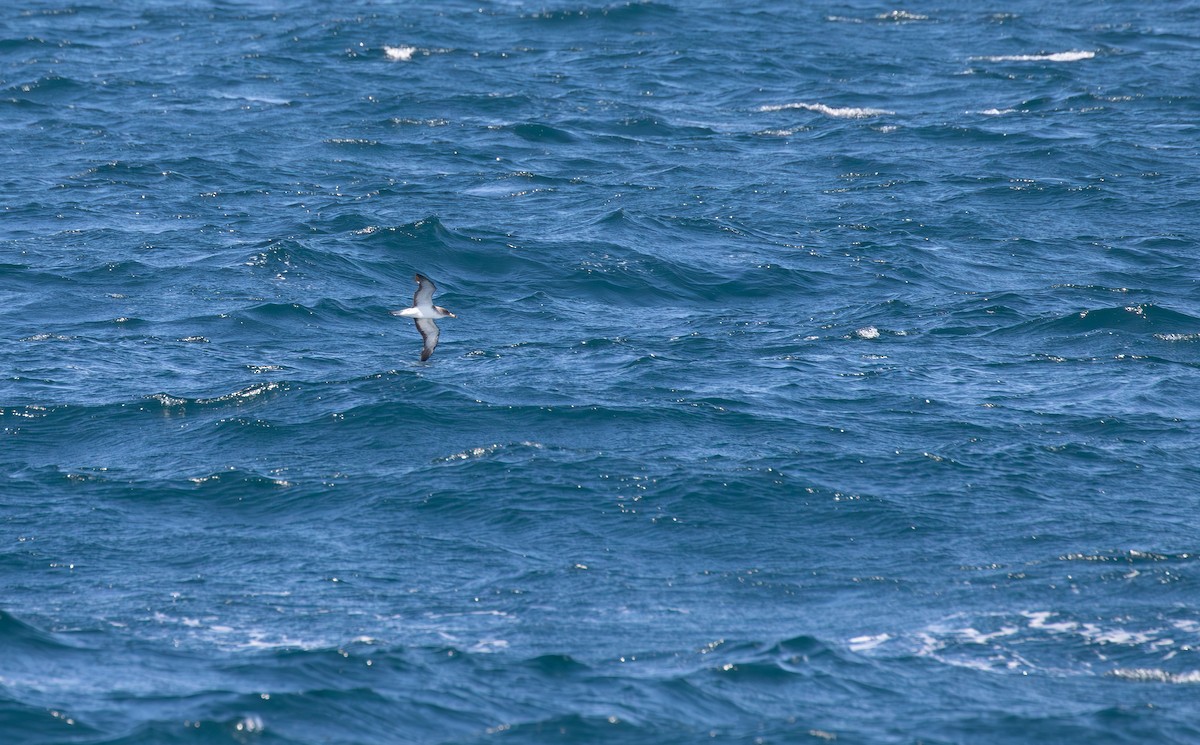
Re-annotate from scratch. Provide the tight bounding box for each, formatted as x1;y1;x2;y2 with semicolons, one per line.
758;102;894;118
974;50;1096;63
384;45;418;61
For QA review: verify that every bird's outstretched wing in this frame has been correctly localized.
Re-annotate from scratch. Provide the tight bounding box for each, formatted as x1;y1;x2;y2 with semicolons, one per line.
413;273;436;308
415;318;440;361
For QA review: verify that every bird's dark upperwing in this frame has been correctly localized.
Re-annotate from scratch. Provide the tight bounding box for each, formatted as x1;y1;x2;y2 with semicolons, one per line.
415;317;440;361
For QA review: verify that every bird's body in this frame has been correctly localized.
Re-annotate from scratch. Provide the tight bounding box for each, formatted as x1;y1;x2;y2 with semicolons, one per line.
392;274;456;361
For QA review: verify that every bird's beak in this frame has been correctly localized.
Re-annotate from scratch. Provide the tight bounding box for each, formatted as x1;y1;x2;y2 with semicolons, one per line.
448;311;458;318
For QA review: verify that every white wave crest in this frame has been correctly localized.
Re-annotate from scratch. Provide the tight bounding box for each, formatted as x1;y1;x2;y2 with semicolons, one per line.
436;441;545;462
1109;668;1200;684
848;633;891;652
384;45;418;62
974;50;1095;63
877;10;928;21
758;102;894;118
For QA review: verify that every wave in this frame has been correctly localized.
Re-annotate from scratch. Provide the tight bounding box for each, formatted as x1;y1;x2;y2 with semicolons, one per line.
973;50;1096;63
850;602;1200;681
509;122;578;144
827;10;930;23
1006;304;1200;337
1109;668;1200;684
1074;304;1200;332
230;215;545;304
4;462;308;507
196;633;854;741
582;116;719;141
923;296;1200;340
348;215;547;282
757;102;894;118
0;609;78;652
523;653;592;675
58;711;264;745
522;1;676;24
146;380;292;411
4;74;87;100
569;209;830;300
0;36;53;52
695;635;843;675
383;45;418;62
342;212;827;311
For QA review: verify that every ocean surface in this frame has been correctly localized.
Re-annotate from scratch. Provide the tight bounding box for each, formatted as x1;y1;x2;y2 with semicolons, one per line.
3;1;1200;743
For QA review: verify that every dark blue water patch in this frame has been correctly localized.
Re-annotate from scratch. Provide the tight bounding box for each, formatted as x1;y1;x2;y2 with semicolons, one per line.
0;609;81;652
0;701;99;745
2;73;91;103
508;122;579;144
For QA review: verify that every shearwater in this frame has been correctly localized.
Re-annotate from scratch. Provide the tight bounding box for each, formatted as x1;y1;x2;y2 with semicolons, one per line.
391;273;457;361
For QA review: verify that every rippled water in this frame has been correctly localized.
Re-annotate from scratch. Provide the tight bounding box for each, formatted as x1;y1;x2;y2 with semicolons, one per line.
4;1;1200;743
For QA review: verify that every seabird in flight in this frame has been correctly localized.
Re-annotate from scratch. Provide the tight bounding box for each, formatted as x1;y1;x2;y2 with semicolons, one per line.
392;273;456;361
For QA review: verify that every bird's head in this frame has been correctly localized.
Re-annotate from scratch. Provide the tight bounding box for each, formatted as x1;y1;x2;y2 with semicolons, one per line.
436;305;457;318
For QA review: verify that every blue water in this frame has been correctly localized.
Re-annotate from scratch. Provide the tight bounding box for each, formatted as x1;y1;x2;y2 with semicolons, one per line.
4;1;1200;742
